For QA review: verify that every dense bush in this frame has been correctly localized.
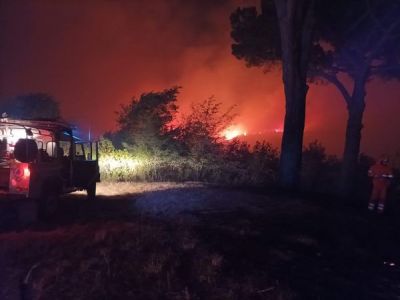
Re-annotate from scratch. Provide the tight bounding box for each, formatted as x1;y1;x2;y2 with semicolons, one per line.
100;88;279;186
300;140;341;193
99;138;279;186
299;141;400;200
100;87;399;194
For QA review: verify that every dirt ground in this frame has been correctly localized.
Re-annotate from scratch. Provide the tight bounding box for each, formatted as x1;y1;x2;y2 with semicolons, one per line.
0;182;400;300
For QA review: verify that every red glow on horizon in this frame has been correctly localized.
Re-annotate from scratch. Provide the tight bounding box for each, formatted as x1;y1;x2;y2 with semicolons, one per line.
0;1;399;156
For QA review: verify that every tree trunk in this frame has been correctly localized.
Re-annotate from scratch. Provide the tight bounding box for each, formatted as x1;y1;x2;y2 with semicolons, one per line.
279;78;308;189
340;80;366;197
274;0;315;190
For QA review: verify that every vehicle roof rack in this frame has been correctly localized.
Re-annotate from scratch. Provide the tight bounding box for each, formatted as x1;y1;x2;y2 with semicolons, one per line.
0;118;75;132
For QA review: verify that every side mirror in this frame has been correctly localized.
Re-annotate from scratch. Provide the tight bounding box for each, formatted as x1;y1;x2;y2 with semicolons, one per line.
14;139;38;163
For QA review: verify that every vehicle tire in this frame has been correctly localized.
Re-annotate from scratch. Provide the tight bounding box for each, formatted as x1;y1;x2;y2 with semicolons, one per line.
38;187;59;220
86;182;96;201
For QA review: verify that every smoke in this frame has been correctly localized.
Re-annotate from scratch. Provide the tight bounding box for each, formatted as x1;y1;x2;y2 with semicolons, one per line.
0;0;399;156
0;0;278;128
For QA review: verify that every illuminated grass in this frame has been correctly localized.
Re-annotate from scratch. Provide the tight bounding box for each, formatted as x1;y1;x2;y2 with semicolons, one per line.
97;139;278;185
73;181;205;196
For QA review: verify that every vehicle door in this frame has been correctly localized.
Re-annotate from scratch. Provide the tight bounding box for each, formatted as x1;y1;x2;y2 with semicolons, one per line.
72;141;100;188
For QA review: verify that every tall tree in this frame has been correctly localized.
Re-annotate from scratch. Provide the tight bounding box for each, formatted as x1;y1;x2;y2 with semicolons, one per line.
0;93;61;120
232;0;400;195
231;0;316;189
314;0;400;196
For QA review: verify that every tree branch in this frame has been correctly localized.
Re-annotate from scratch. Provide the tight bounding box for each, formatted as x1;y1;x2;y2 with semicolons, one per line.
330;55;357;79
366;0;387;33
321;72;352;105
344;7;370;37
366;16;400;62
370;64;400;75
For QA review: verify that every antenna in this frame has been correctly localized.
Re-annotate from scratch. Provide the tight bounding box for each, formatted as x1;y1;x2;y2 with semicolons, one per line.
88;127;91;141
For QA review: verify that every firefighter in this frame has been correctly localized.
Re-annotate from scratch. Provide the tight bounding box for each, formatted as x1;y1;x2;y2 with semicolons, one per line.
368;156;394;213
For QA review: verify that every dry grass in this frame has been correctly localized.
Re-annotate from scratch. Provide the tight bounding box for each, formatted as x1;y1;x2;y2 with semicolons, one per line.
0;221;291;300
2;183;399;299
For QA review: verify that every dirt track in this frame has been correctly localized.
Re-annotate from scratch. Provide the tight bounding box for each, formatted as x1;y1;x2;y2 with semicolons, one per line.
1;182;400;300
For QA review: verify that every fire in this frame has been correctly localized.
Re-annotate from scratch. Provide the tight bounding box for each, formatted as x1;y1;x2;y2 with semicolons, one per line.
223;126;247;140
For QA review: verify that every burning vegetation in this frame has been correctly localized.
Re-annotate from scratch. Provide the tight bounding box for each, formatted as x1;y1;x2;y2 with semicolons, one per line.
1;1;400;299
100;88;280;186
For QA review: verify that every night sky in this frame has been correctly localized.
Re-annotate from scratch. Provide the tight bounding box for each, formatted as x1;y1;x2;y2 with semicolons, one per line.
0;0;399;156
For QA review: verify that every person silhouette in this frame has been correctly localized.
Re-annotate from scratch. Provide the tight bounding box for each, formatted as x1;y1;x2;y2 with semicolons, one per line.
368;156;394;213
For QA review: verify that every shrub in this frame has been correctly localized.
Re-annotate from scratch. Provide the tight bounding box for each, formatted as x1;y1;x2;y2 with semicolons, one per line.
301;141;341;193
99;138;279;186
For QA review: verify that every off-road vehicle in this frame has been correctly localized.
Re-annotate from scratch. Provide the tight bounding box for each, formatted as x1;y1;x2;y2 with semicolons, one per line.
0;116;100;219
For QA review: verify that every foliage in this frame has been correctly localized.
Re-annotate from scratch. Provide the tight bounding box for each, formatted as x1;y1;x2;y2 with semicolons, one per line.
113;87;180;153
315;0;400;82
231;1;400;83
240;141;279;185
103;87;400;192
231;0;316;189
99;137;279;186
101;88;279;187
300;141;341;193
230;4;280;69
314;0;400;195
231;0;400;194
179;97;237;157
0;93;61;120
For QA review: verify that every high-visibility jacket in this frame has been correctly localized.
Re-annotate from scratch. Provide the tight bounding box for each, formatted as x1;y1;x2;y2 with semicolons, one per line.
368;163;394;187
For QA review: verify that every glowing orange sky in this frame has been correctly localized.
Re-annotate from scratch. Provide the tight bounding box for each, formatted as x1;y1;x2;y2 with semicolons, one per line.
0;0;399;157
